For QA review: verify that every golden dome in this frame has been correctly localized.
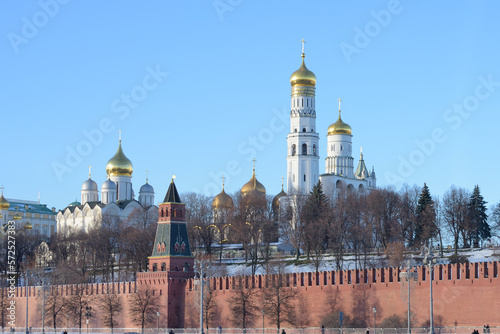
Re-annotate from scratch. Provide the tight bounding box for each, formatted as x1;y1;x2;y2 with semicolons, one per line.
13;209;21;220
272;189;286;212
24;221;32;230
290;53;316;87
0;192;9;210
327;111;352;136
241;165;266;197
106;140;133;177
213;188;234;210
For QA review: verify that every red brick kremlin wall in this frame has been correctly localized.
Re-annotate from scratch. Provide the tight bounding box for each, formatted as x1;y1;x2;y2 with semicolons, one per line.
7;261;499;329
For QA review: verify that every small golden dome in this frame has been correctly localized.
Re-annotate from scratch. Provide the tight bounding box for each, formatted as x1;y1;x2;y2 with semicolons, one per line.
13;209;21;220
24;221;32;230
241;167;266;197
106;140;133;177
213;188;234;210
327;111;352;136
272;189;286;212
0;192;9;210
290;53;316;87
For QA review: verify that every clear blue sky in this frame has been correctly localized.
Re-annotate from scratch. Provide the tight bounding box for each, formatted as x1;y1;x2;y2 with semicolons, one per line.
2;1;500;211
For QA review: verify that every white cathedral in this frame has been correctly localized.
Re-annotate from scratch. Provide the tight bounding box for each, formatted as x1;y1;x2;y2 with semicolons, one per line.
282;43;376;204
56;137;158;232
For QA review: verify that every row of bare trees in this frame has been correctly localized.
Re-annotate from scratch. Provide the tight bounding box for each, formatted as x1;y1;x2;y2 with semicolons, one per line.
0;284;159;333
185;182;496;273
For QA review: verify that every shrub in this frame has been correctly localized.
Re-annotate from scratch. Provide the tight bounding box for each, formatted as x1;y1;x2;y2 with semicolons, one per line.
448;254;469;264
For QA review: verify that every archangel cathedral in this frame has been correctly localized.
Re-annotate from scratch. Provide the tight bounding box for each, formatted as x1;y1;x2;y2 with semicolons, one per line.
56;136;158;232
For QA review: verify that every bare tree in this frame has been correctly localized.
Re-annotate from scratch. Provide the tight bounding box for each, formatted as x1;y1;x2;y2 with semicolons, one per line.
66;285;93;332
184;193;214;255
228;276;259;329
262;262;298;331
98;294;122;333
399;184;420;247
366;187;402;248
203;289;218;333
129;286;161;334
44;292;69;332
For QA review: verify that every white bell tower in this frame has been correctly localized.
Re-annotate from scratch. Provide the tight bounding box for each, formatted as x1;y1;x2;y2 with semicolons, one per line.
286;40;320;196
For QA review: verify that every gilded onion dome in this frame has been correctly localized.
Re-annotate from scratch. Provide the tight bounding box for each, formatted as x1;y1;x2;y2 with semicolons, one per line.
106;140;133;177
327;110;352;136
0;192;10;210
213;187;233;210
290;53;317;87
272;182;287;213
241;165;266;197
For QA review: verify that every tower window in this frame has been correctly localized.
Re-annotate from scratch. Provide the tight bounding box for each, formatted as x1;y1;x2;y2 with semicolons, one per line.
292;144;296;156
304;174;306;182
341;145;343;151
307;99;308;107
294;128;297;132
302;143;307;155
311;129;314;132
313;144;316;156
302;99;303;107
302;128;306;132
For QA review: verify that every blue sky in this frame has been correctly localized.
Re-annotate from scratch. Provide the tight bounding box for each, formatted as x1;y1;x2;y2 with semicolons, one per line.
2;1;500;211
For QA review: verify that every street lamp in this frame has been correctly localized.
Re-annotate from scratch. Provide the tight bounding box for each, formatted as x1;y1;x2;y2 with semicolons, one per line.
25;273;30;334
261;309;265;334
194;261;208;334
373;307;377;334
85;306;92;334
66;313;70;331
423;246;436;334
156;310;160;334
399;261;417;334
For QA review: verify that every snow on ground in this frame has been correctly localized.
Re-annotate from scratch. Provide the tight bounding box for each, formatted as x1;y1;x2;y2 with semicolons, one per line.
211;246;500;277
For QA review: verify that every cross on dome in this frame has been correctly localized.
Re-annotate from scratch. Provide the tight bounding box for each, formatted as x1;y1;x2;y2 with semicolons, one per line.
338;98;342;111
301;38;306;54
88;165;92;179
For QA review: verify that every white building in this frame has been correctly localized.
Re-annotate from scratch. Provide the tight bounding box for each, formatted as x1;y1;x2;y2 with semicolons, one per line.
284;44;376;204
57;137;158;232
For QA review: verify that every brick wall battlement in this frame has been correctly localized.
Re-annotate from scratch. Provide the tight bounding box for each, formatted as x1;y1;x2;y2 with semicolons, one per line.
188;261;499;292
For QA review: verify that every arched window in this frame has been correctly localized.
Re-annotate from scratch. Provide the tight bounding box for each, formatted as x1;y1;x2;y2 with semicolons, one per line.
302;128;306;132
152;263;158;272
304;174;306;182
313;144;316;156
294;128;297;132
302;144;307;155
161;263;166;271
292;144;296;156
311;129;314;132
341;145;343;151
